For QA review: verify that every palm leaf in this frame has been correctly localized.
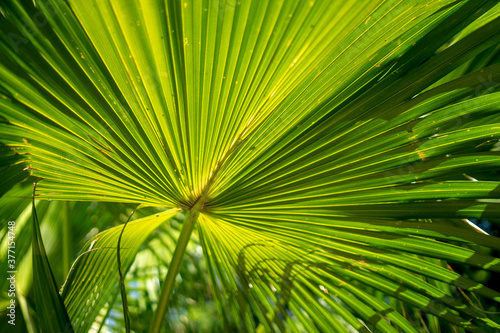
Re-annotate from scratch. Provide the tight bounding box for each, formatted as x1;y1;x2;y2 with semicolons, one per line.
31;183;74;332
91;219;217;333
61;208;179;332
1;0;500;332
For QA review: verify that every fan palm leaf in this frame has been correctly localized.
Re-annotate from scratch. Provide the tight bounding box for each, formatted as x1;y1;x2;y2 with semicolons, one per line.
1;0;500;332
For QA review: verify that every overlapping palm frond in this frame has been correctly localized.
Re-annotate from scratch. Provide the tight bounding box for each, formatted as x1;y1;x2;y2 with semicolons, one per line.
90;220;217;333
1;0;500;332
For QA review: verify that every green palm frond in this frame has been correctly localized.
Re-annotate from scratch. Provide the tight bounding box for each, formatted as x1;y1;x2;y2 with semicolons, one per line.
1;0;500;332
61;208;179;332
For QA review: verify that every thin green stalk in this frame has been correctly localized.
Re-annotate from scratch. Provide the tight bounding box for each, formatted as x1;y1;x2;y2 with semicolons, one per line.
117;205;140;333
149;195;205;333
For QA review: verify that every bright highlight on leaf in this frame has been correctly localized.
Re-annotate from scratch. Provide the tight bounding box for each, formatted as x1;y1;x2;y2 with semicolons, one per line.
1;0;500;332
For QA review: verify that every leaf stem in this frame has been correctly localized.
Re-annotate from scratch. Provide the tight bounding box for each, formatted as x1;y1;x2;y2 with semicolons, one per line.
149;195;205;333
117;205;140;333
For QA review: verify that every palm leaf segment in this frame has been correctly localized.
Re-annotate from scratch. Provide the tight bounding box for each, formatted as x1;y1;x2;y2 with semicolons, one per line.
1;0;500;331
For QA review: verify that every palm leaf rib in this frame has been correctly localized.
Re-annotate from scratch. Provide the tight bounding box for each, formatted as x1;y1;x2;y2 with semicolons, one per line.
1;0;500;332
